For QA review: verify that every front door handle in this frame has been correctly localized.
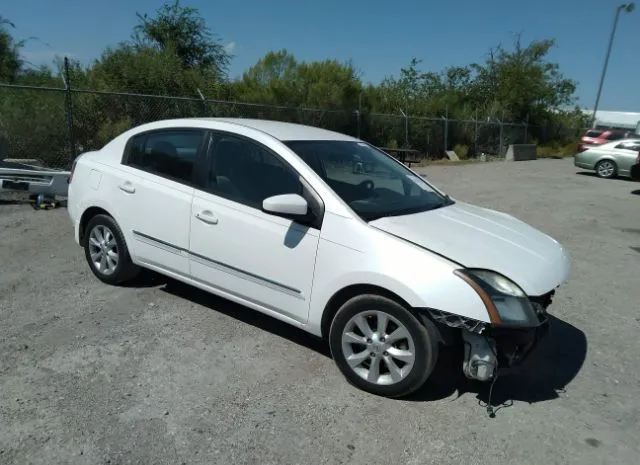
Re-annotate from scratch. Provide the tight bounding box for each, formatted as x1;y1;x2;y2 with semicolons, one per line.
195;210;219;225
119;181;135;194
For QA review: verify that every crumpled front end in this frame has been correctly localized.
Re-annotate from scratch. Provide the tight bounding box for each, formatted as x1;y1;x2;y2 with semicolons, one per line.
426;288;555;382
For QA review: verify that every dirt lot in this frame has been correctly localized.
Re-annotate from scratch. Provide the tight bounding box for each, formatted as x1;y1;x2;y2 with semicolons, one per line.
1;157;639;465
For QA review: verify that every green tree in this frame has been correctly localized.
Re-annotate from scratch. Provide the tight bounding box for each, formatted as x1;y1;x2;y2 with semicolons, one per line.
69;1;234;149
468;34;578;121
231;50;361;131
0;16;24;82
235;50;362;108
90;44;204;95
233;50;300;105
132;0;231;80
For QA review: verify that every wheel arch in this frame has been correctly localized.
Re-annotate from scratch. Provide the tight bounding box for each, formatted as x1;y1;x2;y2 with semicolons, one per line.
320;283;474;347
79;206;114;244
320;284;415;340
596;155;618;163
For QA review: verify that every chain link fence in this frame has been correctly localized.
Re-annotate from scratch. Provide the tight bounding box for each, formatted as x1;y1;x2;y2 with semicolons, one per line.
0;82;585;169
0;85;71;168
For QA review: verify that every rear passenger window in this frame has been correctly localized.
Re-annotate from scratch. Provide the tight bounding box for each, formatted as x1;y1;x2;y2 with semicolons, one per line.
124;129;205;184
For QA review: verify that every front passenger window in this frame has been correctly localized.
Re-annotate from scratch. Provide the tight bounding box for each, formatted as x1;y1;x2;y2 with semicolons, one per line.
208;135;303;209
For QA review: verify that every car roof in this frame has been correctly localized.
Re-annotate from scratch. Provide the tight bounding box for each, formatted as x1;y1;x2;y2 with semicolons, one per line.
142;117;361;142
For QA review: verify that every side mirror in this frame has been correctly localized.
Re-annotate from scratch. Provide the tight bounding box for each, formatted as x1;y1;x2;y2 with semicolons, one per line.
262;193;308;217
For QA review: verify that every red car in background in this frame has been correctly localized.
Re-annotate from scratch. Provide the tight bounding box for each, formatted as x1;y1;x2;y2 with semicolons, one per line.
578;128;631;152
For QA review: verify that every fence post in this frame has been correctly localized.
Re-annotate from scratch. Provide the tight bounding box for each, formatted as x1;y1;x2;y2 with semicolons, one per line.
524;113;529;143
356;91;362;138
474;108;479;155
197;88;207;116
399;109;408;148
63;57;77;162
443;104;449;154
499;111;504;156
405;111;409;148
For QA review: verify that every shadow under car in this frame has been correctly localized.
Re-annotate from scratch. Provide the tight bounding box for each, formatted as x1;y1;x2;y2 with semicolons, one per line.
138;273;587;414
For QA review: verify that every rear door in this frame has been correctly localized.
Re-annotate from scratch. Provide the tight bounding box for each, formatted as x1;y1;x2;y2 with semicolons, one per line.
114;127;210;277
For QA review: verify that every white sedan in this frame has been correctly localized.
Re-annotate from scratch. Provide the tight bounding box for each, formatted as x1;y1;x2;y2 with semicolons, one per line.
67;118;572;399
574;138;640;179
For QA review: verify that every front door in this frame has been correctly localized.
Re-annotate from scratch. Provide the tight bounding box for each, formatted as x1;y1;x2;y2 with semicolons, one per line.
188;133;321;323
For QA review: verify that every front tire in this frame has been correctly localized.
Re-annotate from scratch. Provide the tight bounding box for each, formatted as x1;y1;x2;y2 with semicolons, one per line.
83;214;140;285
329;294;439;398
595;159;617;178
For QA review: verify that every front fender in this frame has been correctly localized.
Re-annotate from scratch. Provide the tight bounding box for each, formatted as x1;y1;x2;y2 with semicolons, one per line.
307;232;492;336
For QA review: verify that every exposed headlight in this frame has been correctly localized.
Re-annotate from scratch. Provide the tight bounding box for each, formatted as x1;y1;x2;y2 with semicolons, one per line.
454;269;539;327
470;270;526;297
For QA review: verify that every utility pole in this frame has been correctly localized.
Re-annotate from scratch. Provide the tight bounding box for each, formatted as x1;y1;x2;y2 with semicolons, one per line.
591;3;635;128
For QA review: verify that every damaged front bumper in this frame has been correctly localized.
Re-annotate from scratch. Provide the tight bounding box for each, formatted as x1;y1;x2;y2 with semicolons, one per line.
427;290;554;382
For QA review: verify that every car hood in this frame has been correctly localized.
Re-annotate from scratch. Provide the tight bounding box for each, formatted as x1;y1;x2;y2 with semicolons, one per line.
369;202;572;296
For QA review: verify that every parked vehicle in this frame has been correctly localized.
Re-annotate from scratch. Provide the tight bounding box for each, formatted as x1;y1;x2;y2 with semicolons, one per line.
578;128;630;152
630;153;640;181
67;118;572;398
0;159;70;199
574;138;640;179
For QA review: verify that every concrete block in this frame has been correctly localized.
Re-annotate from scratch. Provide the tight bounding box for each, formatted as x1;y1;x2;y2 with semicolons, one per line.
445;150;459;161
504;144;537;161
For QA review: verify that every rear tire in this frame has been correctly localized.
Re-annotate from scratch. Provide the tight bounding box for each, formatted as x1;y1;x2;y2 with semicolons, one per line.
329;294;439;398
83;214;140;285
595;159;617;178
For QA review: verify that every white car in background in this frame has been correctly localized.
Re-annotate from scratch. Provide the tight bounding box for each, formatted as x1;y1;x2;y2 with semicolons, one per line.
67;118;572;399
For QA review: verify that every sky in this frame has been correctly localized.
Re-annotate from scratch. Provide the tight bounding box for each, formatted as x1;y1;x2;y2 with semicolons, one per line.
4;0;640;111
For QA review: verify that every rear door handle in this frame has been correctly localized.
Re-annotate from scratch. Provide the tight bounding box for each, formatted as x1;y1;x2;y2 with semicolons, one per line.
195;210;219;225
119;181;135;194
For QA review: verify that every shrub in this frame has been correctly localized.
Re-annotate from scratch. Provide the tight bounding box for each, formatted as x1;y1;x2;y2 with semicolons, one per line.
536;141;578;158
453;143;469;159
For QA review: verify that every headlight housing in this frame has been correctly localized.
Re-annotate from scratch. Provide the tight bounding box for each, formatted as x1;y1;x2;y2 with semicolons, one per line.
454;269;539;327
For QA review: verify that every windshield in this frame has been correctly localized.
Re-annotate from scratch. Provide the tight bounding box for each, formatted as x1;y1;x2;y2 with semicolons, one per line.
283;140;453;221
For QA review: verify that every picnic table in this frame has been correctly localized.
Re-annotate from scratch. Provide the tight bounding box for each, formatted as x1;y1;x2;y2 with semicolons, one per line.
379;147;422;167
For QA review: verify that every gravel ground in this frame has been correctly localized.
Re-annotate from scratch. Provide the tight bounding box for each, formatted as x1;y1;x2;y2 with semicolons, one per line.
1;157;639;465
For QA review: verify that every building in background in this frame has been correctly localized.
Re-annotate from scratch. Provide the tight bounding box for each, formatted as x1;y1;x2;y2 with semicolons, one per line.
583;109;640;133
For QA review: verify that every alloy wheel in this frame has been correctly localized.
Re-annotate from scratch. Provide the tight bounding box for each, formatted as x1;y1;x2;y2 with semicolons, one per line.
340;310;416;385
88;224;119;275
597;160;616;177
